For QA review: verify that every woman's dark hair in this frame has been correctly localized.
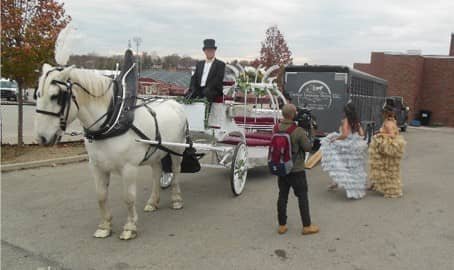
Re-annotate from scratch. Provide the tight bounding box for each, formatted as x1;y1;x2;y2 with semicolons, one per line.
344;103;360;132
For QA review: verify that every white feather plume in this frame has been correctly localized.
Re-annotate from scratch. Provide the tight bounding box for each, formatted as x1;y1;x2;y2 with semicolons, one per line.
55;24;76;66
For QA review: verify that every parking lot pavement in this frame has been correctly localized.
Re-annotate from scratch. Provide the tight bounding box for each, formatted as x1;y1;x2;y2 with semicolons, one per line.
2;128;454;270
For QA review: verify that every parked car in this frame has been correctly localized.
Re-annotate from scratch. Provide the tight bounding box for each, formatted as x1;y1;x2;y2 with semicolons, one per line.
0;78;18;101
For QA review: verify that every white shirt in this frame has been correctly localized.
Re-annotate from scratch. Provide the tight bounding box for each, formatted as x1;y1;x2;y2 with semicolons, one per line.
200;58;215;87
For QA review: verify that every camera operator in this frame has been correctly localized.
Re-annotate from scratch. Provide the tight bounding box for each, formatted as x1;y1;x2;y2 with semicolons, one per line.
274;103;319;236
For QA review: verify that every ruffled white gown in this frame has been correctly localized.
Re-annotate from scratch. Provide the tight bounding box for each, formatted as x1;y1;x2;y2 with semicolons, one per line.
320;132;368;199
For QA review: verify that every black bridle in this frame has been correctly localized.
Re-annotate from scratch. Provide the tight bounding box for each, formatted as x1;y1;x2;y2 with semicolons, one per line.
35;79;80;131
35;66;114;135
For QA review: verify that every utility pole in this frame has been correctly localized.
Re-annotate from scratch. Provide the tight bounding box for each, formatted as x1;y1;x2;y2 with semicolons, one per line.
133;37;142;77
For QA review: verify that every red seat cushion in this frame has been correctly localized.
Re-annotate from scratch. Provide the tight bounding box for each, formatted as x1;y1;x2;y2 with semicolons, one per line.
221;136;271;146
230;132;273;141
233;116;276;125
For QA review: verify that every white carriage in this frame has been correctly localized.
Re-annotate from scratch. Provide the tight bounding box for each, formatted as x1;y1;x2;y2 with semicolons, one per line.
137;65;288;196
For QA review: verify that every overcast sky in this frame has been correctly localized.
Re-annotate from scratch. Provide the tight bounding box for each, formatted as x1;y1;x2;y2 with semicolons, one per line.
63;0;454;66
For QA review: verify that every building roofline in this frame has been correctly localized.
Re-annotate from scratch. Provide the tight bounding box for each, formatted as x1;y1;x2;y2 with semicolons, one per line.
382;51;421;56
422;55;454;59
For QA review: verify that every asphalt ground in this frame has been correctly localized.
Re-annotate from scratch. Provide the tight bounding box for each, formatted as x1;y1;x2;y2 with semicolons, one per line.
1;127;454;270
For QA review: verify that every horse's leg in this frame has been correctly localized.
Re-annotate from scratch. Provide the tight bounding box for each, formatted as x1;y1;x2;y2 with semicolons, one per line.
170;155;184;210
91;165;113;238
144;163;161;212
119;164;138;240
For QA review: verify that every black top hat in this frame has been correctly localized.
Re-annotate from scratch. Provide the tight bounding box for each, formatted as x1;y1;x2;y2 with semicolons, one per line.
203;39;217;50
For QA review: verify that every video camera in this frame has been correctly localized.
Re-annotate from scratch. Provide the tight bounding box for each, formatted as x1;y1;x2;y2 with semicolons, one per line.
295;105;320;151
294;106;316;130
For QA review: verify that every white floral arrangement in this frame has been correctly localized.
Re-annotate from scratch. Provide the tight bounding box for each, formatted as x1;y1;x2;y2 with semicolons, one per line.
232;67;279;98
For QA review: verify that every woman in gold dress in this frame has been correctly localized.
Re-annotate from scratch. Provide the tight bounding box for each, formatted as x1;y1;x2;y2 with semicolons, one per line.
368;105;406;198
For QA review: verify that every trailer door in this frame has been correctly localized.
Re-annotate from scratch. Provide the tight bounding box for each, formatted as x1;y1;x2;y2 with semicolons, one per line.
285;71;349;133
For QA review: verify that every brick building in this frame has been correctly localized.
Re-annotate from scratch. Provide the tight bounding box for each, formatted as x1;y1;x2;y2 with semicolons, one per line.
138;70;191;96
354;34;454;126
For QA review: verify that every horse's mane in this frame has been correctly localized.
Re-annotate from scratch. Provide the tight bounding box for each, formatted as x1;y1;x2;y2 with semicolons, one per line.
69;68;114;106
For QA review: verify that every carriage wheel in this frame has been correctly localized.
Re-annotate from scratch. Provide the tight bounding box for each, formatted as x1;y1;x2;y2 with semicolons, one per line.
230;142;248;196
160;173;174;189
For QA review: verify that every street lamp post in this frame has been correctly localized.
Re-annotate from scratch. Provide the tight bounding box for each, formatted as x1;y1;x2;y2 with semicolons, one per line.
133;37;142;77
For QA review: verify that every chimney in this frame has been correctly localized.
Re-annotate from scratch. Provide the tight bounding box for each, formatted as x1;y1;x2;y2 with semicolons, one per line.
450;33;454;56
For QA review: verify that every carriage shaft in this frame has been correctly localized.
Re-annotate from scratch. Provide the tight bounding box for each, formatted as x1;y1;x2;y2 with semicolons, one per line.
135;139;230;153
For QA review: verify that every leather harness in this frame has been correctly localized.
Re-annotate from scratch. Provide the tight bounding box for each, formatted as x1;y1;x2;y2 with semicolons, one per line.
35;51;189;163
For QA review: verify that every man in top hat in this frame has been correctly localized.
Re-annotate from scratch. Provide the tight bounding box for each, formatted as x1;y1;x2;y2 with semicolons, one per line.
186;39;226;102
160;39;226;183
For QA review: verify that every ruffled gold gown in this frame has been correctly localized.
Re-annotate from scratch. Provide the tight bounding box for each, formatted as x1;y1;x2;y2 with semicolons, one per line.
368;119;406;198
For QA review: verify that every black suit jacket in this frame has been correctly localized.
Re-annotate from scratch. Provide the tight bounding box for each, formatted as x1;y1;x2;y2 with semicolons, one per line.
189;59;225;102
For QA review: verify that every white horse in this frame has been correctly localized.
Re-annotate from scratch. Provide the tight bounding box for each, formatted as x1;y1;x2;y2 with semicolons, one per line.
35;64;187;240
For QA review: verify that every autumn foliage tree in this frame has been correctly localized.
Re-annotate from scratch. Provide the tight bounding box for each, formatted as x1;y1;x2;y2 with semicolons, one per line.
259;25;293;68
1;0;71;145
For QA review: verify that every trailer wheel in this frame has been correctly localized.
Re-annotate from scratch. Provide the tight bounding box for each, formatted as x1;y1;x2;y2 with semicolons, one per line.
230;142;248;196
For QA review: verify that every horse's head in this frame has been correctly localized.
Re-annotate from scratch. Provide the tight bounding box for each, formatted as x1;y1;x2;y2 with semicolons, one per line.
35;63;79;145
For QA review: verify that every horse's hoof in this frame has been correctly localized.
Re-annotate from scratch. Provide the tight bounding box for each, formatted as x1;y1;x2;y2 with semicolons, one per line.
93;229;112;238
144;204;158;212
171;201;184;210
119;230;137;240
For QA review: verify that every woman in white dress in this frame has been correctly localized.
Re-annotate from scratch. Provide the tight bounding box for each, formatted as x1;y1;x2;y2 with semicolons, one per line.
320;103;368;199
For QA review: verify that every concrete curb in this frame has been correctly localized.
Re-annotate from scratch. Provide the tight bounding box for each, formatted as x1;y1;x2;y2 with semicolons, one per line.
1;154;88;173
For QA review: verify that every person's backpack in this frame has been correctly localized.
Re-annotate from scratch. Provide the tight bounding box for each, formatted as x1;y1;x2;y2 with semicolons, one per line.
268;123;297;176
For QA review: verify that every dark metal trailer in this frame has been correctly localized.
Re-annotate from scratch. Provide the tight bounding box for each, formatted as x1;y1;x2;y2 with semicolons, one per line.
284;65;387;136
